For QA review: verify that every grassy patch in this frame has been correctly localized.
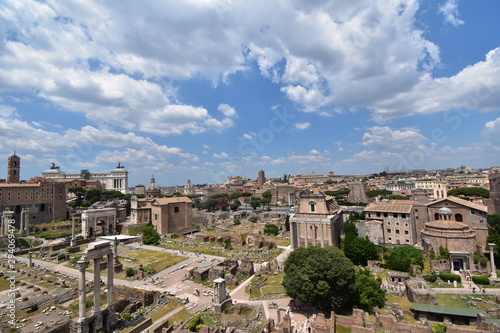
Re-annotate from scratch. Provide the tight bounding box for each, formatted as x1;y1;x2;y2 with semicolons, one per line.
335;325;352;333
115;248;186;280
436;294;495;312
0;278;11;292
167;308;191;325
245;272;286;299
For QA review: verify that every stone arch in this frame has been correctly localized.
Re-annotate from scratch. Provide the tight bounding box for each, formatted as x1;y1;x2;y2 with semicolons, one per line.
455;213;463;222
81;208;116;239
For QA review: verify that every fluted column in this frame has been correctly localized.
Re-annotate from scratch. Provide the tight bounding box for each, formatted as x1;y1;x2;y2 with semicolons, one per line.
93;258;101;315
78;260;87;320
489;243;497;279
107;253;114;306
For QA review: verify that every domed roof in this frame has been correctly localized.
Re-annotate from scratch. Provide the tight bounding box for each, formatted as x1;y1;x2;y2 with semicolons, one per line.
110;162;128;173
146;175;162;191
438;206;452;215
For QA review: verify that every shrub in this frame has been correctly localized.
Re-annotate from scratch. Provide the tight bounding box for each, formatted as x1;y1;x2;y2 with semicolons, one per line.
30;304;39;312
122;313;131;321
438;273;461;282
432;323;447;333
472;276;490;285
125;267;136;278
249;216;258;223
423;275;437;283
57;253;66;261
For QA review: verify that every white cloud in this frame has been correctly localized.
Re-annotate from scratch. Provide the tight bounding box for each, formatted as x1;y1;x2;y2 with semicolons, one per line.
293;122;311;130
438;0;464;27
362;126;426;148
482;117;500;147
213;152;230;159
218;103;237;117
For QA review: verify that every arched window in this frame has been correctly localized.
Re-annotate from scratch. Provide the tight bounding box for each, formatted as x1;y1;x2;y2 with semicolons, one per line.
434;212;439;220
174;206;180;213
309;201;316;212
455;213;463;222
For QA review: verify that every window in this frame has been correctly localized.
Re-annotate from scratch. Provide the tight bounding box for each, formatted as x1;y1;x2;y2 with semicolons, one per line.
387;229;391;233
455;213;463;222
434;213;439;220
376;212;381;217
406;239;410;243
401;213;406;218
396;222;400;226
387;221;391;225
404;222;409;227
383;213;388;217
174;206;180;213
396;230;400;234
393;213;398;218
405;230;409;235
388;237;392;241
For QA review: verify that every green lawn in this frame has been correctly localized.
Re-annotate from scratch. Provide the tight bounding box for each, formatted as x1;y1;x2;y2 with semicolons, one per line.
245;272;286;299
116;249;186;279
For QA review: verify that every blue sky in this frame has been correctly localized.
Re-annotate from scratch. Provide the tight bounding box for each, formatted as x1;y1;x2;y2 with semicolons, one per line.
1;0;500;187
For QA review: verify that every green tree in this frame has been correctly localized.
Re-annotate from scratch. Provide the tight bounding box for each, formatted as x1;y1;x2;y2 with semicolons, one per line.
343;221;378;266
250;198;261;210
354;268;385;313
384;246;424;273
284;214;290;232
365;189;392;198
141;226;160;245
233;217;241;225
264;224;279;236
283;246;356;312
230;200;241;211
249;216;258;223
447;187;490;198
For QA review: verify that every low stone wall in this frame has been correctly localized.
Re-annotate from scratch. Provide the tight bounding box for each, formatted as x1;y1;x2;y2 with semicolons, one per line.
128;318;152;333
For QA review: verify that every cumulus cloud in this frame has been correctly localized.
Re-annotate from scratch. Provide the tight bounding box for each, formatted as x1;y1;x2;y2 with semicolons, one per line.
218;103;237;117
482;117;500;147
362;126;426;148
213;152;230;159
293;122;310;130
438;0;464;27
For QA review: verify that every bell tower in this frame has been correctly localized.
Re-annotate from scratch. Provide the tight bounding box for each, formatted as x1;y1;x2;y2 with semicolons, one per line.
7;152;20;183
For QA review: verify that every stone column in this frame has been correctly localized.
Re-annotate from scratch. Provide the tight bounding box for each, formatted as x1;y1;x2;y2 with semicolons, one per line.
93;258;101;315
70;217;76;247
28;252;33;268
320;223;325;248
489;243;497;279
20;208;29;235
1;210;14;236
78;260;88;320
294;221;300;248
107;253;114;306
304;223;308;247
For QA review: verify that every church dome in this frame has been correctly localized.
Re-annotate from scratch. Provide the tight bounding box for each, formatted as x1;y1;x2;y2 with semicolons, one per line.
146;175;161;191
438;207;452;215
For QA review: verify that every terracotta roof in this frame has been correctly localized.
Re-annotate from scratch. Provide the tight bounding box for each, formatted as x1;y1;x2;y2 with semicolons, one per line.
364;201;413;214
152;197;192;205
425;220;470;229
425;196;487;212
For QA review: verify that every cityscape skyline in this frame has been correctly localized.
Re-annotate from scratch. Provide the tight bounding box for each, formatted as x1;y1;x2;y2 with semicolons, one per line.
1;1;500;186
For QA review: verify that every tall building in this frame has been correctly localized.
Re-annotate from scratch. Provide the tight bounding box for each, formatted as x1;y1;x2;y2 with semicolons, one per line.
289;190;343;249
7;152;20;183
41;163;128;193
1;154;67;226
257;170;266;188
489;172;500;215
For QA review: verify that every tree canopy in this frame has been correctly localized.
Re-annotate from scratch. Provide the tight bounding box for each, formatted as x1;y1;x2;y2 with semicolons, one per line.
354;268;386;314
283;246;356;312
342;221;379;266
263;224;279;236
383;246;424;273
447;187;490;198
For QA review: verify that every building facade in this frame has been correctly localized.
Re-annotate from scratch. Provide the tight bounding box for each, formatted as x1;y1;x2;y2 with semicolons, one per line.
1;154;67;226
41;163;128;193
289;190;343;249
